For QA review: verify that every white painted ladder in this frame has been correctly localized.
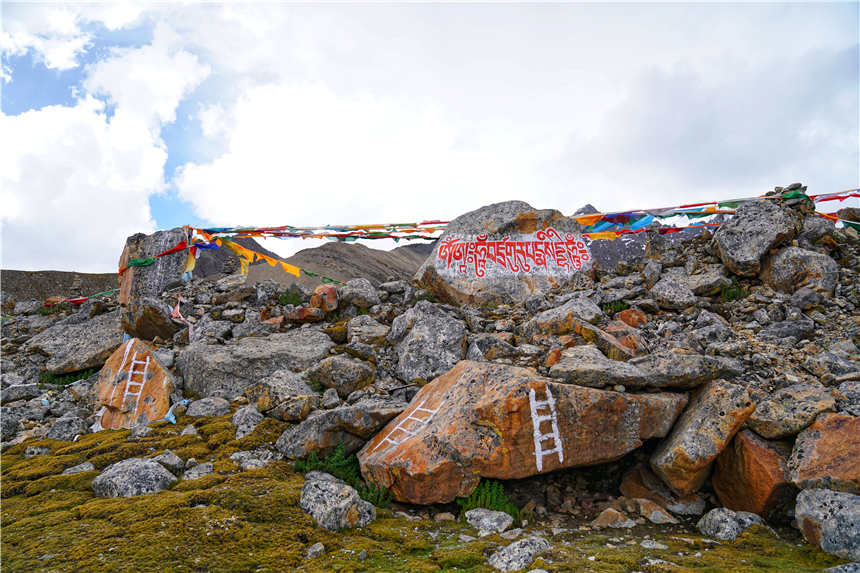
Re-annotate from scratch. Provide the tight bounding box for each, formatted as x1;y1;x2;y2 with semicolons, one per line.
529;384;564;472
372;399;446;453
120;353;150;416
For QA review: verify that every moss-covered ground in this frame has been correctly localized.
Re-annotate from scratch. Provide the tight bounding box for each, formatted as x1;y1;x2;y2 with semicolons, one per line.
1;411;852;573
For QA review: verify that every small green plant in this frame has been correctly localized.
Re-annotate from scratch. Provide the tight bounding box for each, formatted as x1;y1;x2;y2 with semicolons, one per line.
295;441;391;508
456;479;529;524
414;291;438;304
278;291;303;307
36;305;60;316
601;300;630;314
39;368;95;388
720;277;749;303
305;378;325;393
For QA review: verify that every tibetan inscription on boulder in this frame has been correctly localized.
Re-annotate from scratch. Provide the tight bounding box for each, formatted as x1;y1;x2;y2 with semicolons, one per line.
435;227;591;278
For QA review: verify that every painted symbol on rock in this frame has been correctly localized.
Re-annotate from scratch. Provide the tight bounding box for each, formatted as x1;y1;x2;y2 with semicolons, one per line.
372;399;446;453
436;227;590;278
529;384;564;472
110;339;151;418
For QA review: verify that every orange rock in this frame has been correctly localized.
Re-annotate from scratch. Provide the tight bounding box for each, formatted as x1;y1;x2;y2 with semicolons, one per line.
603;321;650;356
358;360;687;505
544;348;563;368
310;284;338;312
787;413;860;494
491;332;515;344
617;308;647;328
260;308;270;321
263;316;285;327
650;379;756;496
287;307;325;323
712;429;796;521
619;463;706;515
96;338;176;430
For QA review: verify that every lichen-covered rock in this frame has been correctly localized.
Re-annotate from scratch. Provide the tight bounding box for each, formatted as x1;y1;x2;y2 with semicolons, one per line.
151;450;184;474
187;397;230;417
300;471;375;532
117;228;188;306
696;508;767;541
465;508;513;533
232;403;263;439
549;344;648;388
245;370;318;413
415;200;592;307
121;295;179;341
651;379;755;496
788;413;860;493
760;246;840;295
661;265;732;296
387;300;466;385
21;309;123;375
95;338;176;430
338;278;380;308
276;396;407;459
650;278;698;310
359;361;686;505
307;355;375;399
795;489;860;561
803;351;857;379
92;458;178;498
347;315;389;343
629;351;739;390
487;536;551;572
518;308;633;362
310;284;337;312
746;382;835;439
619;463;706;515
466;334;520;361
177;330;334;399
592;508;637;529
714;200;801;276
712;429;796;521
46;414;89;441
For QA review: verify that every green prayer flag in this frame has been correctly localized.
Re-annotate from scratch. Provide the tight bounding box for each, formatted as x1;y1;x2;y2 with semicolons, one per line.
127;257;156;268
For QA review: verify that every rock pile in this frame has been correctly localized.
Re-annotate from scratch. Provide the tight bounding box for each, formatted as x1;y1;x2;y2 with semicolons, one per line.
2;187;859;565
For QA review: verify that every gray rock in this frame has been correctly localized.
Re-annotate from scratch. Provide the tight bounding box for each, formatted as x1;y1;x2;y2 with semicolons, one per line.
795;489;860;561
276;396;407;459
232;403;263;439
339;279;381;308
189;315;233;343
118;228;188;305
696;508;767;541
231;311;280;339
182;462;213;480
92;458;178;497
347;315;389;342
152;449;184;474
387;300;466;384
465;334;520;361
286;282;313;304
823;564;860;573
803;351;857;379
46;415;88;441
643;260;663;289
245;370;318;413
650;279;698;310
21;309;123;375
300;471;375;532
177;330;334;399
187;397;230;417
661;265;731;296
307;355;375;399
181;425;197;436
487;537;552;572
61;461;95;475
759;317;815;342
1;410;19;440
321;388;342;409
1;383;42;404
760;246;839;295
414;200;591;307
549;345;648;388
24;446;51;458
629;351;737;389
465;508;513;533
747;382;836;439
714;200;801;276
836;381;860;416
791;287;822;310
556;295;604;325
380;280;409;294
797;214;836;249
304;542;326;560
121;295;179;341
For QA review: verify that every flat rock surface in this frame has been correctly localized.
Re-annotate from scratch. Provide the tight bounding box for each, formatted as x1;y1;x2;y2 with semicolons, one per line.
747;382;836;439
21;309;123;375
788;413;860;493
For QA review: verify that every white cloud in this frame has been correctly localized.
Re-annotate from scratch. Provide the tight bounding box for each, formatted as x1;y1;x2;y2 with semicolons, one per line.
1;6;91;70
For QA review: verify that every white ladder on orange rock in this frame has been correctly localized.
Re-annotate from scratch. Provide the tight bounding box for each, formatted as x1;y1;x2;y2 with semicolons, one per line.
121;352;150;416
529;384;564;472
371;399;446;453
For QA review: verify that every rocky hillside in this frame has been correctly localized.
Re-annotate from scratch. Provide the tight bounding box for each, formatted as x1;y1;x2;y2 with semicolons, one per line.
2;190;859;573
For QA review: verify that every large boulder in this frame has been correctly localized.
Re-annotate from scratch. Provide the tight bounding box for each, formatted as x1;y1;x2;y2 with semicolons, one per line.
387;300;467;385
548;344;648;388
21;309;123;375
307;355;375;399
95;338;177;430
628;351;740;390
121;295;180;341
300;471;375;532
338;278;381;308
759;246;840;295
650;379;756;496
358;361;687;505
92;458;178;498
414;200;592;306
788;413;860;493
517;307;633;362
713;200;801;276
177;330;334;399
118;228;188;306
795;489;860;561
660;265;732;296
712;429;796;521
245;370;319;413
276;396;408;459
746;382;836;439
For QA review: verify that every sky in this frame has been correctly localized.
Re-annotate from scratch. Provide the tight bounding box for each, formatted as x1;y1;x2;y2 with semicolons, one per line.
1;2;858;273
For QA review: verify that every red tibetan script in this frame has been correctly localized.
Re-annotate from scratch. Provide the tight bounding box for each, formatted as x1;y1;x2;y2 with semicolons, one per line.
437;228;590;277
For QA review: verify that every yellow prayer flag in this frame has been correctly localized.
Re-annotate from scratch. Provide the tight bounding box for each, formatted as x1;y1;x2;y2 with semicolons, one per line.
280;262;301;278
587;232;618;241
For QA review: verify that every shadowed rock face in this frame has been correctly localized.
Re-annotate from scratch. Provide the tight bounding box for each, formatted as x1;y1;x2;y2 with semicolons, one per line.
118;228;189;306
415;201;592;307
358;361;687;505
